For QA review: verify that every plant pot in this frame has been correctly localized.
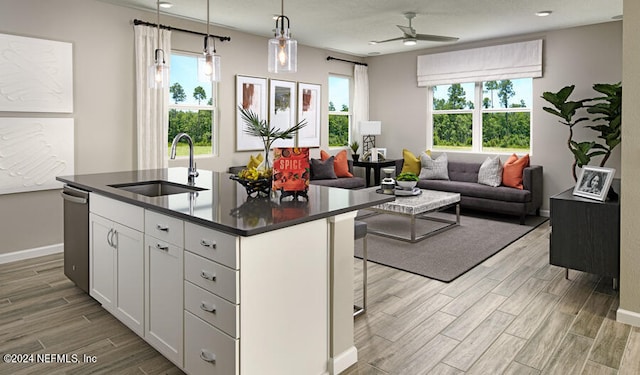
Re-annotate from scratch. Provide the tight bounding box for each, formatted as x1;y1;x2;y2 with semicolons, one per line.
352;154;359;162
396;180;417;189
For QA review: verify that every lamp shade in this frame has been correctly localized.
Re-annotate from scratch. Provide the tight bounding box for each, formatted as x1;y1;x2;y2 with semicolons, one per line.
359;121;382;135
268;28;297;73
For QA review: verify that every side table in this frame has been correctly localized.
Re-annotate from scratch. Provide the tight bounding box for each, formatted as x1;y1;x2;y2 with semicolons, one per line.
352;159;399;187
549;179;620;288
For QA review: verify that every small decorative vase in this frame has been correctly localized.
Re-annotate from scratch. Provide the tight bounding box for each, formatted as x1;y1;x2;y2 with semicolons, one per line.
352;154;360;162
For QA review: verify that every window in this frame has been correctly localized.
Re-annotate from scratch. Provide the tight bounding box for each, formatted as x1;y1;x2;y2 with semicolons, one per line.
328;76;351;147
168;52;216;156
430;78;532;153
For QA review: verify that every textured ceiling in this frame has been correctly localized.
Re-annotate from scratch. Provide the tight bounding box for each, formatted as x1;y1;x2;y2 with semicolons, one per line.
98;0;623;56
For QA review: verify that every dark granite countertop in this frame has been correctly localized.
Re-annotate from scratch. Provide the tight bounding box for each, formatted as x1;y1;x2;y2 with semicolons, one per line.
57;168;394;237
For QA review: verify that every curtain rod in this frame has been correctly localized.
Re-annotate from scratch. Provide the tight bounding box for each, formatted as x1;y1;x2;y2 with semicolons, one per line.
133;19;231;42
326;56;368;66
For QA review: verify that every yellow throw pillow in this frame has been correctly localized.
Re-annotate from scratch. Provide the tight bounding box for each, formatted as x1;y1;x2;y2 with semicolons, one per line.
247;153;264;169
401;149;430;175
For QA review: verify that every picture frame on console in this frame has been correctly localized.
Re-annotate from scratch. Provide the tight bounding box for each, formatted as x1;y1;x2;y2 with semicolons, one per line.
573;166;615;201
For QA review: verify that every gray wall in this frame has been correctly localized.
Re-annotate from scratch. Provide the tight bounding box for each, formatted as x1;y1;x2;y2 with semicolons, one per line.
0;0;357;255
367;21;623;213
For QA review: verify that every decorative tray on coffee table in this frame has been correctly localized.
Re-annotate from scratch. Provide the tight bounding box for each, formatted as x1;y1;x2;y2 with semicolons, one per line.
394;187;422;196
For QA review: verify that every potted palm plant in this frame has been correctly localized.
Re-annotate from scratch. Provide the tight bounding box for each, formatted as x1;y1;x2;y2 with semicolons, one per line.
349;141;360;161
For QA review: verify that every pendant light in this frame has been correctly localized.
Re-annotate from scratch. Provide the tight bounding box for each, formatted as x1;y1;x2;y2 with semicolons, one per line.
268;0;297;73
200;0;221;82
148;0;169;89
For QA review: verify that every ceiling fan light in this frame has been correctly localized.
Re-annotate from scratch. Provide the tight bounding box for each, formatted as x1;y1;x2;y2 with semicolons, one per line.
403;38;417;46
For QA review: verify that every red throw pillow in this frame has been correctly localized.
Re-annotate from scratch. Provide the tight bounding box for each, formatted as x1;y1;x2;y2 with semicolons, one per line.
502;153;530;189
321;150;353;178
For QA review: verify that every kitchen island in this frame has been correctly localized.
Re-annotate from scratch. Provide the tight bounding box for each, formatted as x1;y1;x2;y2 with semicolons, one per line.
57;167;393;375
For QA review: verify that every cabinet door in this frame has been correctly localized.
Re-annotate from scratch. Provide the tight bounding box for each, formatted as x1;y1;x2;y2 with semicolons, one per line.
114;222;144;337
89;213;115;311
145;235;184;367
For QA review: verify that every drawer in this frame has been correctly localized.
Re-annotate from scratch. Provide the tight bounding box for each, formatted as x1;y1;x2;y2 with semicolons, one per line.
145;210;184;247
184;311;238;375
90;193;144;231
185;252;238;304
185;281;238;338
185;222;239;269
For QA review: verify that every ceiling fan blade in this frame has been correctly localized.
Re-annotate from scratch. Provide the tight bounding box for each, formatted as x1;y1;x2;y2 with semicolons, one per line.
372;36;405;44
396;25;416;37
415;33;459;42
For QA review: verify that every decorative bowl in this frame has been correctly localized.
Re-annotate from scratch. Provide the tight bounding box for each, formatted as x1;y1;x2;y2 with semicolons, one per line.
396;180;417;189
230;175;271;197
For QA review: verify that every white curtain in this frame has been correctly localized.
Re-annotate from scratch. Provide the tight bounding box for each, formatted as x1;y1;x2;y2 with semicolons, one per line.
417;39;543;86
134;25;171;170
352;64;369;148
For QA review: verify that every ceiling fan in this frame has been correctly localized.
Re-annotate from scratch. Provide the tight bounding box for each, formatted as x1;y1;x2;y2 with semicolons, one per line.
370;12;459;46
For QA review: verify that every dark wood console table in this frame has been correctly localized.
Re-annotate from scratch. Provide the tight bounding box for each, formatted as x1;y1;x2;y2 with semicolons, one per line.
352;159;400;187
549;179;620;288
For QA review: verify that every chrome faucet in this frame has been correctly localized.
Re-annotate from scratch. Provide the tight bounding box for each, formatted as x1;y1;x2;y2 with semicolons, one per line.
170;133;199;185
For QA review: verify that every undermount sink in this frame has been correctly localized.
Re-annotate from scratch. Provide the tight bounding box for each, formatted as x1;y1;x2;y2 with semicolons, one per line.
109;180;206;197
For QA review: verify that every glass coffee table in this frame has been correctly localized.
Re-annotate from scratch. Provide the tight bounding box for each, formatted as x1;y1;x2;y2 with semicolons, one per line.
362;188;461;243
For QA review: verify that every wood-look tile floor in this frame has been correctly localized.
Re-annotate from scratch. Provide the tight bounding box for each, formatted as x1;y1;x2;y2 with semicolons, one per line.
1;222;638;374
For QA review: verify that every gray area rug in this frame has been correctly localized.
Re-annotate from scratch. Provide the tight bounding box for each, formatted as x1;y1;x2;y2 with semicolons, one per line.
355;210;548;283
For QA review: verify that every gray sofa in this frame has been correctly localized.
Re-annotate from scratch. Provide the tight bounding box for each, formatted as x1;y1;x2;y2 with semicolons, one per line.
309;160;365;189
397;160;543;224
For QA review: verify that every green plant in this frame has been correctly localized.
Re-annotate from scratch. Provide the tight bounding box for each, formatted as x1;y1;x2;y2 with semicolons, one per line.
396;172;419;181
541;83;622;182
349;141;359;154
238;106;307;169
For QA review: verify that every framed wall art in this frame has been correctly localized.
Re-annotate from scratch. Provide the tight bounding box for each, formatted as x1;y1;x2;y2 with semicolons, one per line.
236;75;267;151
269;79;297;148
0;33;73;113
573;165;615;201
297;82;321;147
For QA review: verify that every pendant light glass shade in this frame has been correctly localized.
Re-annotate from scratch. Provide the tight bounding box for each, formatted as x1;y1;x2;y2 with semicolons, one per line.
268;26;297;73
148;0;169;89
199;35;221;82
268;1;297;74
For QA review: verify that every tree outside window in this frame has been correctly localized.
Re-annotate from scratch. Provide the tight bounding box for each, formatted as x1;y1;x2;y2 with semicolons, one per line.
168;53;215;156
431;78;532;153
328;76;350;147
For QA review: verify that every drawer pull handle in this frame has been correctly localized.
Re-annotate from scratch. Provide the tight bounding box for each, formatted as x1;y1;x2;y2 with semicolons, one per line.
200;350;216;363
200;302;216;313
156;224;169;232
201;270;216;281
200;239;217;249
156;243;169;251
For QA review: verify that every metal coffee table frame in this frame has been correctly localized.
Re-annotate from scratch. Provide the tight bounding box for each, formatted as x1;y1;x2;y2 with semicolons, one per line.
365;190;460;243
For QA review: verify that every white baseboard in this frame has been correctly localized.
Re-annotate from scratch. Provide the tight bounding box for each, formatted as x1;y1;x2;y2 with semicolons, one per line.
0;243;64;264
617;308;640;328
330;346;358;374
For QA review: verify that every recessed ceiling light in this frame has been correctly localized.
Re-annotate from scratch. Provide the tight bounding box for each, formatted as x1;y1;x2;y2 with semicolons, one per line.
368;41;378;45
158;1;173;8
535;10;552;17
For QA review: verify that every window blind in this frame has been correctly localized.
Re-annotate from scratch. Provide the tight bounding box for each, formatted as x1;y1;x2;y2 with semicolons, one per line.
417;39;543;86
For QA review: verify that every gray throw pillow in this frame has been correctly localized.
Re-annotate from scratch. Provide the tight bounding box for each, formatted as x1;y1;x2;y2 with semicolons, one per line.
419;153;449;180
478;155;503;187
310;157;337;180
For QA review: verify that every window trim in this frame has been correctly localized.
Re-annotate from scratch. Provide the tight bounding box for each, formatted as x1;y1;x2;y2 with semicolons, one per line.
168;50;218;158
428;80;532;154
328;74;352;148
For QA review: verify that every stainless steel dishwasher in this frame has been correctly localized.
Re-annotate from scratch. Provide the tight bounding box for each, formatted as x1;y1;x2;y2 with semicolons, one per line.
61;185;90;293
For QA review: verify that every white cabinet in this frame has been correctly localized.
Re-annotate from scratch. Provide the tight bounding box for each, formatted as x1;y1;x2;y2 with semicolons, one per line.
89;194;144;336
145;210;184;367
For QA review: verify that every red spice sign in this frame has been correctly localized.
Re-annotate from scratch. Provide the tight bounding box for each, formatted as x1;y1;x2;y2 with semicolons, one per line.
272;148;310;192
